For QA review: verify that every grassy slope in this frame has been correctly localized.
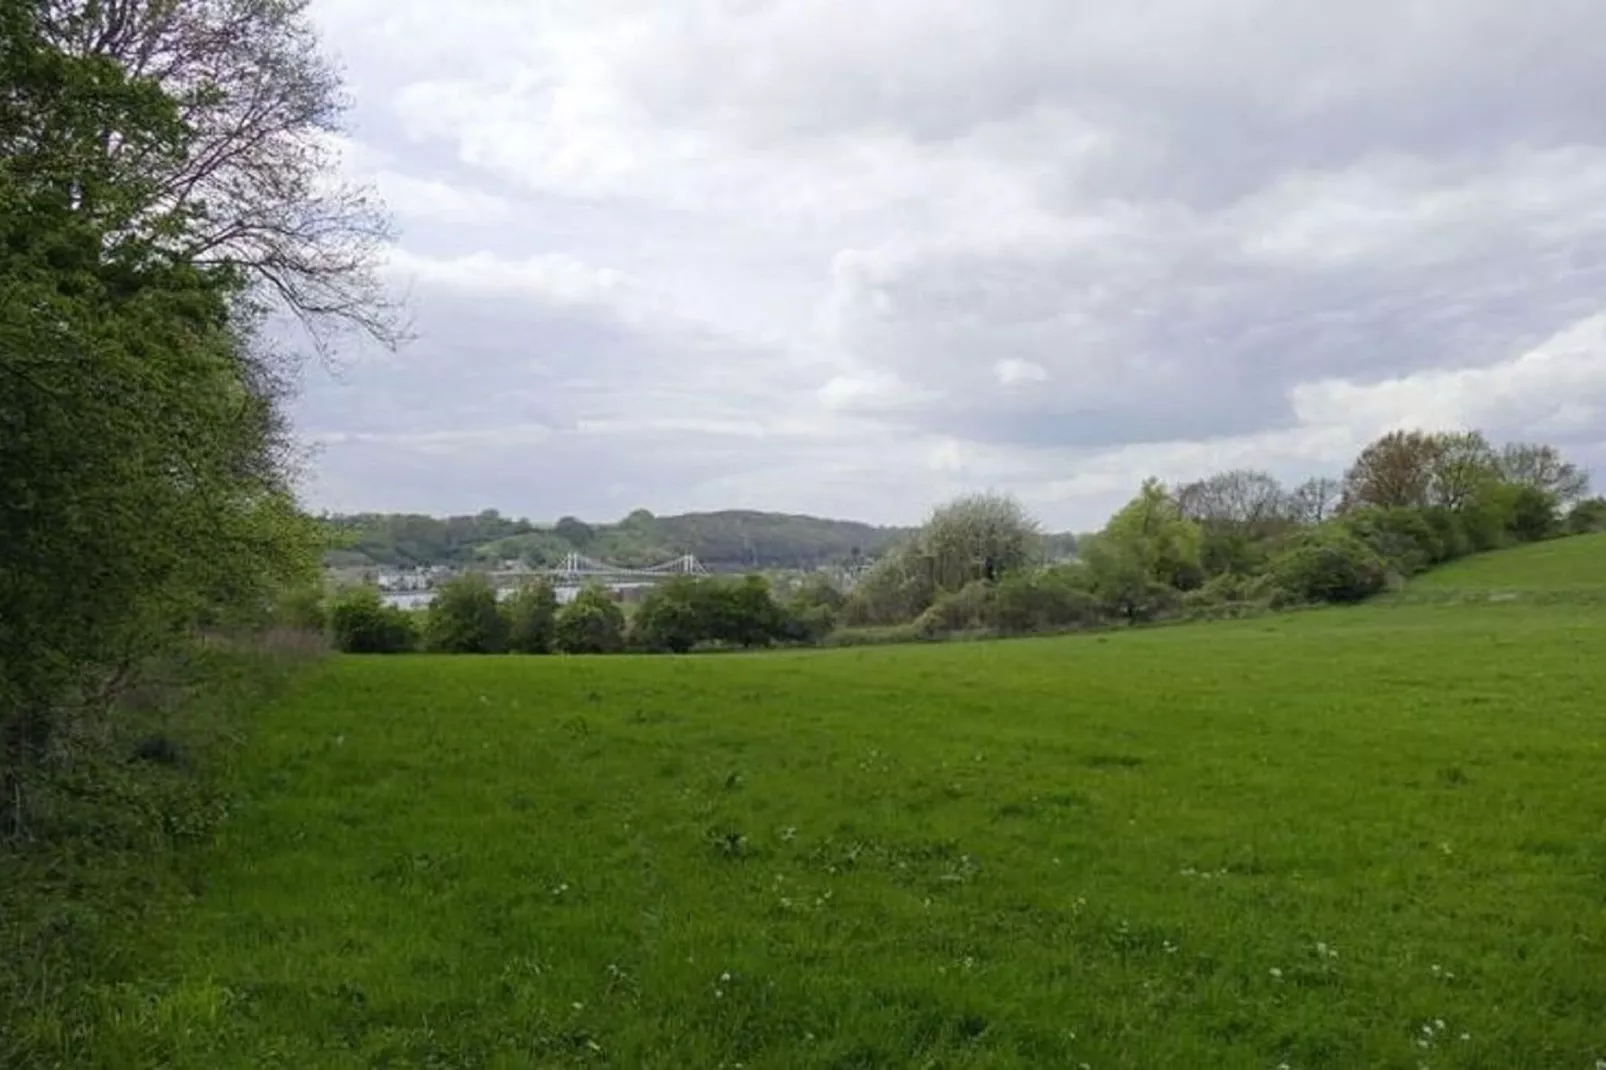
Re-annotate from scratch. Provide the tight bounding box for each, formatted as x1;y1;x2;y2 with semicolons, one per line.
1408;531;1606;594
57;594;1606;1068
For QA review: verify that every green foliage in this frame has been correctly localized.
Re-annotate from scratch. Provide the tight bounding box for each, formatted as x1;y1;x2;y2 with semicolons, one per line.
553;515;596;549
1105;479;1205;590
424;574;508;654
1;645;318;1065
918;492;1040;592
630;577;709;653
1269;527;1388;603
1492;483;1559;543
328;588;417;654
274;584;328;633
321;510;539;567
913;580;997;638
504;581;558;654
323;508;918;571
840;542;938;626
1496;441;1590;504
989;567;1099;633
1342;506;1445;576
1566;497;1606;535
2;2;322;791
1078;536;1175;623
710;575;790;648
553;586;626;655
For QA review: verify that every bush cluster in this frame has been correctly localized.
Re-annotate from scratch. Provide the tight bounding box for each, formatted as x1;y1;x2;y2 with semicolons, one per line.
324;573;819;656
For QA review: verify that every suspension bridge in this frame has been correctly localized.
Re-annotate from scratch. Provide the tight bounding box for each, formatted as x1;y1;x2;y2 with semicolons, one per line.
488;552;709;589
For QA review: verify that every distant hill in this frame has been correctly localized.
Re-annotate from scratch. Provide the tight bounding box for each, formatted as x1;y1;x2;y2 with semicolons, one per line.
319;508;917;571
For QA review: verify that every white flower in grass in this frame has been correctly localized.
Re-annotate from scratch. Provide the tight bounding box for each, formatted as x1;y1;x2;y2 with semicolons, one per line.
1268;967;1282;979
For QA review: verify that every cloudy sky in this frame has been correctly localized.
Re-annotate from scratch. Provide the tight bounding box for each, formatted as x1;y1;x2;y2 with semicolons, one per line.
294;0;1606;529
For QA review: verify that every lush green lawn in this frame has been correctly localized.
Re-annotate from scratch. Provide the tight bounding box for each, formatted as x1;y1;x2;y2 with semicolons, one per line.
1408;532;1606;594
47;592;1606;1069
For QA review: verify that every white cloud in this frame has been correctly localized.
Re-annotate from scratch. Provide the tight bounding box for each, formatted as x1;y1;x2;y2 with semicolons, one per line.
995;358;1050;386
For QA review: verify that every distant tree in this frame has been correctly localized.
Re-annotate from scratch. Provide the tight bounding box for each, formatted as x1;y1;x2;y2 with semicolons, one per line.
1079;536;1172;624
1100;479;1205;590
839;541;937;626
1269;528;1388;604
1430;431;1499;510
1342;429;1497;512
1175;469;1288;531
425;574;508;654
1342;430;1441;510
791;573;845;615
919;492;1041;592
988;567;1099;633
329;588;417;653
1287;476;1344;525
1496;443;1590;505
712;575;789;648
1341;506;1446;576
1566;497;1606;534
554;585;625;654
630;577;707;653
505;580;559;654
1500;484;1561;543
554;516;596;550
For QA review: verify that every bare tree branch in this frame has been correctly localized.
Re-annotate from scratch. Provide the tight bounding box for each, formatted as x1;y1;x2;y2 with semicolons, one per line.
42;0;408;356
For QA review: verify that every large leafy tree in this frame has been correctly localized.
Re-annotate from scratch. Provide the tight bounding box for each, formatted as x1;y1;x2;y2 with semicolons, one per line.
1;0;376;822
1341;429;1498;512
37;0;402;350
1496;442;1590;505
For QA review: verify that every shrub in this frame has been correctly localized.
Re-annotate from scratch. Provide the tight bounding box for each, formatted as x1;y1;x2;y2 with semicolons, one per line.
630;578;707;653
505;581;559;654
328;587;417;653
840;543;936;626
424;573;508;654
708;575;791;648
1268;528;1388;604
1567;497;1606;535
1240;572;1298;609
790;573;844;615
780;603;837;645
1342;506;1442;576
554;586;626;654
275;584;327;632
989;568;1099;633
914;581;995;638
1419;507;1472;563
1502;484;1560;543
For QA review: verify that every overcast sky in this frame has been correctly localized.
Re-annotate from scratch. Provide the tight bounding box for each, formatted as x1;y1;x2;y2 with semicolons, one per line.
294;0;1606;529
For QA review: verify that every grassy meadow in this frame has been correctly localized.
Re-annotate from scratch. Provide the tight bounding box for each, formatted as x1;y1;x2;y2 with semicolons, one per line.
15;539;1606;1069
1404;530;1606;598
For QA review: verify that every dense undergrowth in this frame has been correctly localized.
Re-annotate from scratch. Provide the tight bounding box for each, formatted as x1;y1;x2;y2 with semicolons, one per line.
0;637;323;1066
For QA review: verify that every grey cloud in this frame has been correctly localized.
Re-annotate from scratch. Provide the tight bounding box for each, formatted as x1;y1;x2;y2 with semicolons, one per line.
295;0;1606;526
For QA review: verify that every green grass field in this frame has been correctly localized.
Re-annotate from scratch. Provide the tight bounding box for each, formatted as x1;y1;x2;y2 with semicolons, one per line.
28;541;1606;1069
1407;531;1606;596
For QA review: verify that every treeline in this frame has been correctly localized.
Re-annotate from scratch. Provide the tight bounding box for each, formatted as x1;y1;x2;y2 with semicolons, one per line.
313;573;832;655
322;508;921;571
2;0;392;826
314;429;1599;657
842;430;1600;640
